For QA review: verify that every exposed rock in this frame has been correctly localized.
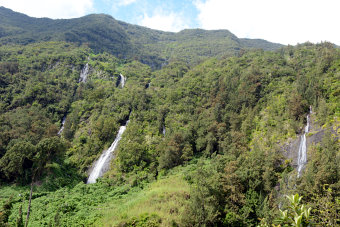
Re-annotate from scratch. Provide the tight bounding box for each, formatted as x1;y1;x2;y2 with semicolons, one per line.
282;136;302;168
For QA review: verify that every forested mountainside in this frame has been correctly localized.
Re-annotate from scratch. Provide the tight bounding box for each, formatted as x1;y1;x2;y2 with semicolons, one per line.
0;7;282;68
0;40;338;226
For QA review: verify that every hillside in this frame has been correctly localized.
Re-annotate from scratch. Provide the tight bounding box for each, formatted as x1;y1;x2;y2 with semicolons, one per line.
0;40;339;226
0;7;283;68
0;4;339;227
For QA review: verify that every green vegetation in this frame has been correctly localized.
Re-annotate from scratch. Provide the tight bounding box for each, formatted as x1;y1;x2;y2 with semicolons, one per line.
0;9;339;226
0;163;190;226
277;194;312;227
99;166;190;226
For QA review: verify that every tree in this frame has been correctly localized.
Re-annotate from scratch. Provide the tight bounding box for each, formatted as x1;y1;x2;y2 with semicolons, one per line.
182;163;224;226
288;92;308;121
158;133;192;170
275;194;312;227
34;137;66;177
0;141;36;181
310;186;340;226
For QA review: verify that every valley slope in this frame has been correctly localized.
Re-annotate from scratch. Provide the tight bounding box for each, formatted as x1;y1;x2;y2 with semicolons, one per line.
0;7;339;227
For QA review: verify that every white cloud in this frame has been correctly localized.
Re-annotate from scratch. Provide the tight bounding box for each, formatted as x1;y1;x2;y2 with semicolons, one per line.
118;0;137;6
195;0;340;45
0;0;93;19
110;0;138;13
139;10;189;32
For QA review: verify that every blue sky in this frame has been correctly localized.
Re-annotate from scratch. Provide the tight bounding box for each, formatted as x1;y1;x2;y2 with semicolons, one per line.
0;0;339;45
92;0;200;30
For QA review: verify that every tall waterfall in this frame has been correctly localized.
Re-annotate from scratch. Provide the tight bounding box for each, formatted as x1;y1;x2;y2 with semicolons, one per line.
87;121;129;184
79;63;89;83
297;108;311;178
57;117;66;135
120;74;126;88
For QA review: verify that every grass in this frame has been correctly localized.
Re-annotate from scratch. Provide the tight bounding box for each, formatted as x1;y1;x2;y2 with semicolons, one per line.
96;171;190;226
0;164;192;226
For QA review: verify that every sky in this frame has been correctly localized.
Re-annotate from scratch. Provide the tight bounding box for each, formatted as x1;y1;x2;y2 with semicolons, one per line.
0;0;339;45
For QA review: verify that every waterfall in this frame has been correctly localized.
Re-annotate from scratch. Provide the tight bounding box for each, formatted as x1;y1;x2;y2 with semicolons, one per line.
57;117;66;135
120;74;126;88
87;121;129;184
162;125;166;136
297;108;311;178
79;63;89;83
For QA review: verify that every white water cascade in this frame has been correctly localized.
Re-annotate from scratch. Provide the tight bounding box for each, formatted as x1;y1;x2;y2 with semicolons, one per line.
79;63;89;83
162;125;166;136
57;117;66;135
297;108;311;178
87;121;129;184
120;74;126;88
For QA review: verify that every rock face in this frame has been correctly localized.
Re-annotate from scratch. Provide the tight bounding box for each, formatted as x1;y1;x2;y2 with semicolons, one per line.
282;136;302;169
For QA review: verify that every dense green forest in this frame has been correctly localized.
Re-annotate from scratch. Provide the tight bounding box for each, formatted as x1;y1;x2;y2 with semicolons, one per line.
0;41;338;226
0;7;339;227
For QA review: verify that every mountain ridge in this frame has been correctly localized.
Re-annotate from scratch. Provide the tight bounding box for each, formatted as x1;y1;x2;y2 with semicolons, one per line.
0;6;283;68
